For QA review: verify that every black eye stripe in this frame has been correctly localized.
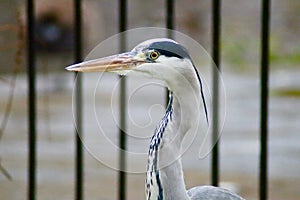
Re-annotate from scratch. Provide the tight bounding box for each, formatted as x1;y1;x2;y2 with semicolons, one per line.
152;49;183;59
148;41;191;59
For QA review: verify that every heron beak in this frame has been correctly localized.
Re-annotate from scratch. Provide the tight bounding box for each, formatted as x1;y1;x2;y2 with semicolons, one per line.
65;52;146;73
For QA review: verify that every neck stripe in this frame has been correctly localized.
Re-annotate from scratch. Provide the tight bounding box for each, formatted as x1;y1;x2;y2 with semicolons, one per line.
146;93;173;200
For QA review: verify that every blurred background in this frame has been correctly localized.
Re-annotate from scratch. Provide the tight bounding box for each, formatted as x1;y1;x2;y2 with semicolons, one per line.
0;0;299;199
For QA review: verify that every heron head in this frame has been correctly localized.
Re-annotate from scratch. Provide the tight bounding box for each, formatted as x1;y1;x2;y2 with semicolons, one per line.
66;38;208;123
66;38;195;82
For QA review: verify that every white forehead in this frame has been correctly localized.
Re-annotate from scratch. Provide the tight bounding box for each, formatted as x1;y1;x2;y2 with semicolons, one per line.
133;38;178;51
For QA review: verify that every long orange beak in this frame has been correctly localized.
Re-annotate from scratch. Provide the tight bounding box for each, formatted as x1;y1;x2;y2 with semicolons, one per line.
65;52;146;73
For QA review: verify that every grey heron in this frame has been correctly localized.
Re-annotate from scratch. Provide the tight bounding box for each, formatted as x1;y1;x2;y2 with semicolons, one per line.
66;38;245;200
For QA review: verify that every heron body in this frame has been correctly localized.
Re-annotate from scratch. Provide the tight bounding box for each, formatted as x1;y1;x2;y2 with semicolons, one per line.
66;38;245;200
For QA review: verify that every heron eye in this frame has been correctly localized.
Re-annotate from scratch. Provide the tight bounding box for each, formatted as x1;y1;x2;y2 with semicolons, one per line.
149;50;160;60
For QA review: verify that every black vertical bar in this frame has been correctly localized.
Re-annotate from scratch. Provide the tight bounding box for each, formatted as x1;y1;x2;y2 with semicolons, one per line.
165;0;174;105
118;1;127;200
211;0;221;187
27;0;37;199
74;0;83;200
260;0;270;199
166;0;174;36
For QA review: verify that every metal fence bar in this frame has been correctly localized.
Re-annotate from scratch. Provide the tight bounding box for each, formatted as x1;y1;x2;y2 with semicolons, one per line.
166;0;174;32
74;0;84;200
165;0;174;105
27;0;37;199
211;0;221;187
259;0;271;199
118;0;128;200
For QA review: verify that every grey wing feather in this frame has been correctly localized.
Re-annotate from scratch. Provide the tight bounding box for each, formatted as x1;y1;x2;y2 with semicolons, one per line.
187;186;245;200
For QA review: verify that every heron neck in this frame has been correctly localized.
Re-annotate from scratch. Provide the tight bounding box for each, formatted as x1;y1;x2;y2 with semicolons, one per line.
146;75;201;200
159;86;200;199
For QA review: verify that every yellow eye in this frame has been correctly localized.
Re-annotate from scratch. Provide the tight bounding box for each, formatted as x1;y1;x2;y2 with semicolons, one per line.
149;50;160;60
